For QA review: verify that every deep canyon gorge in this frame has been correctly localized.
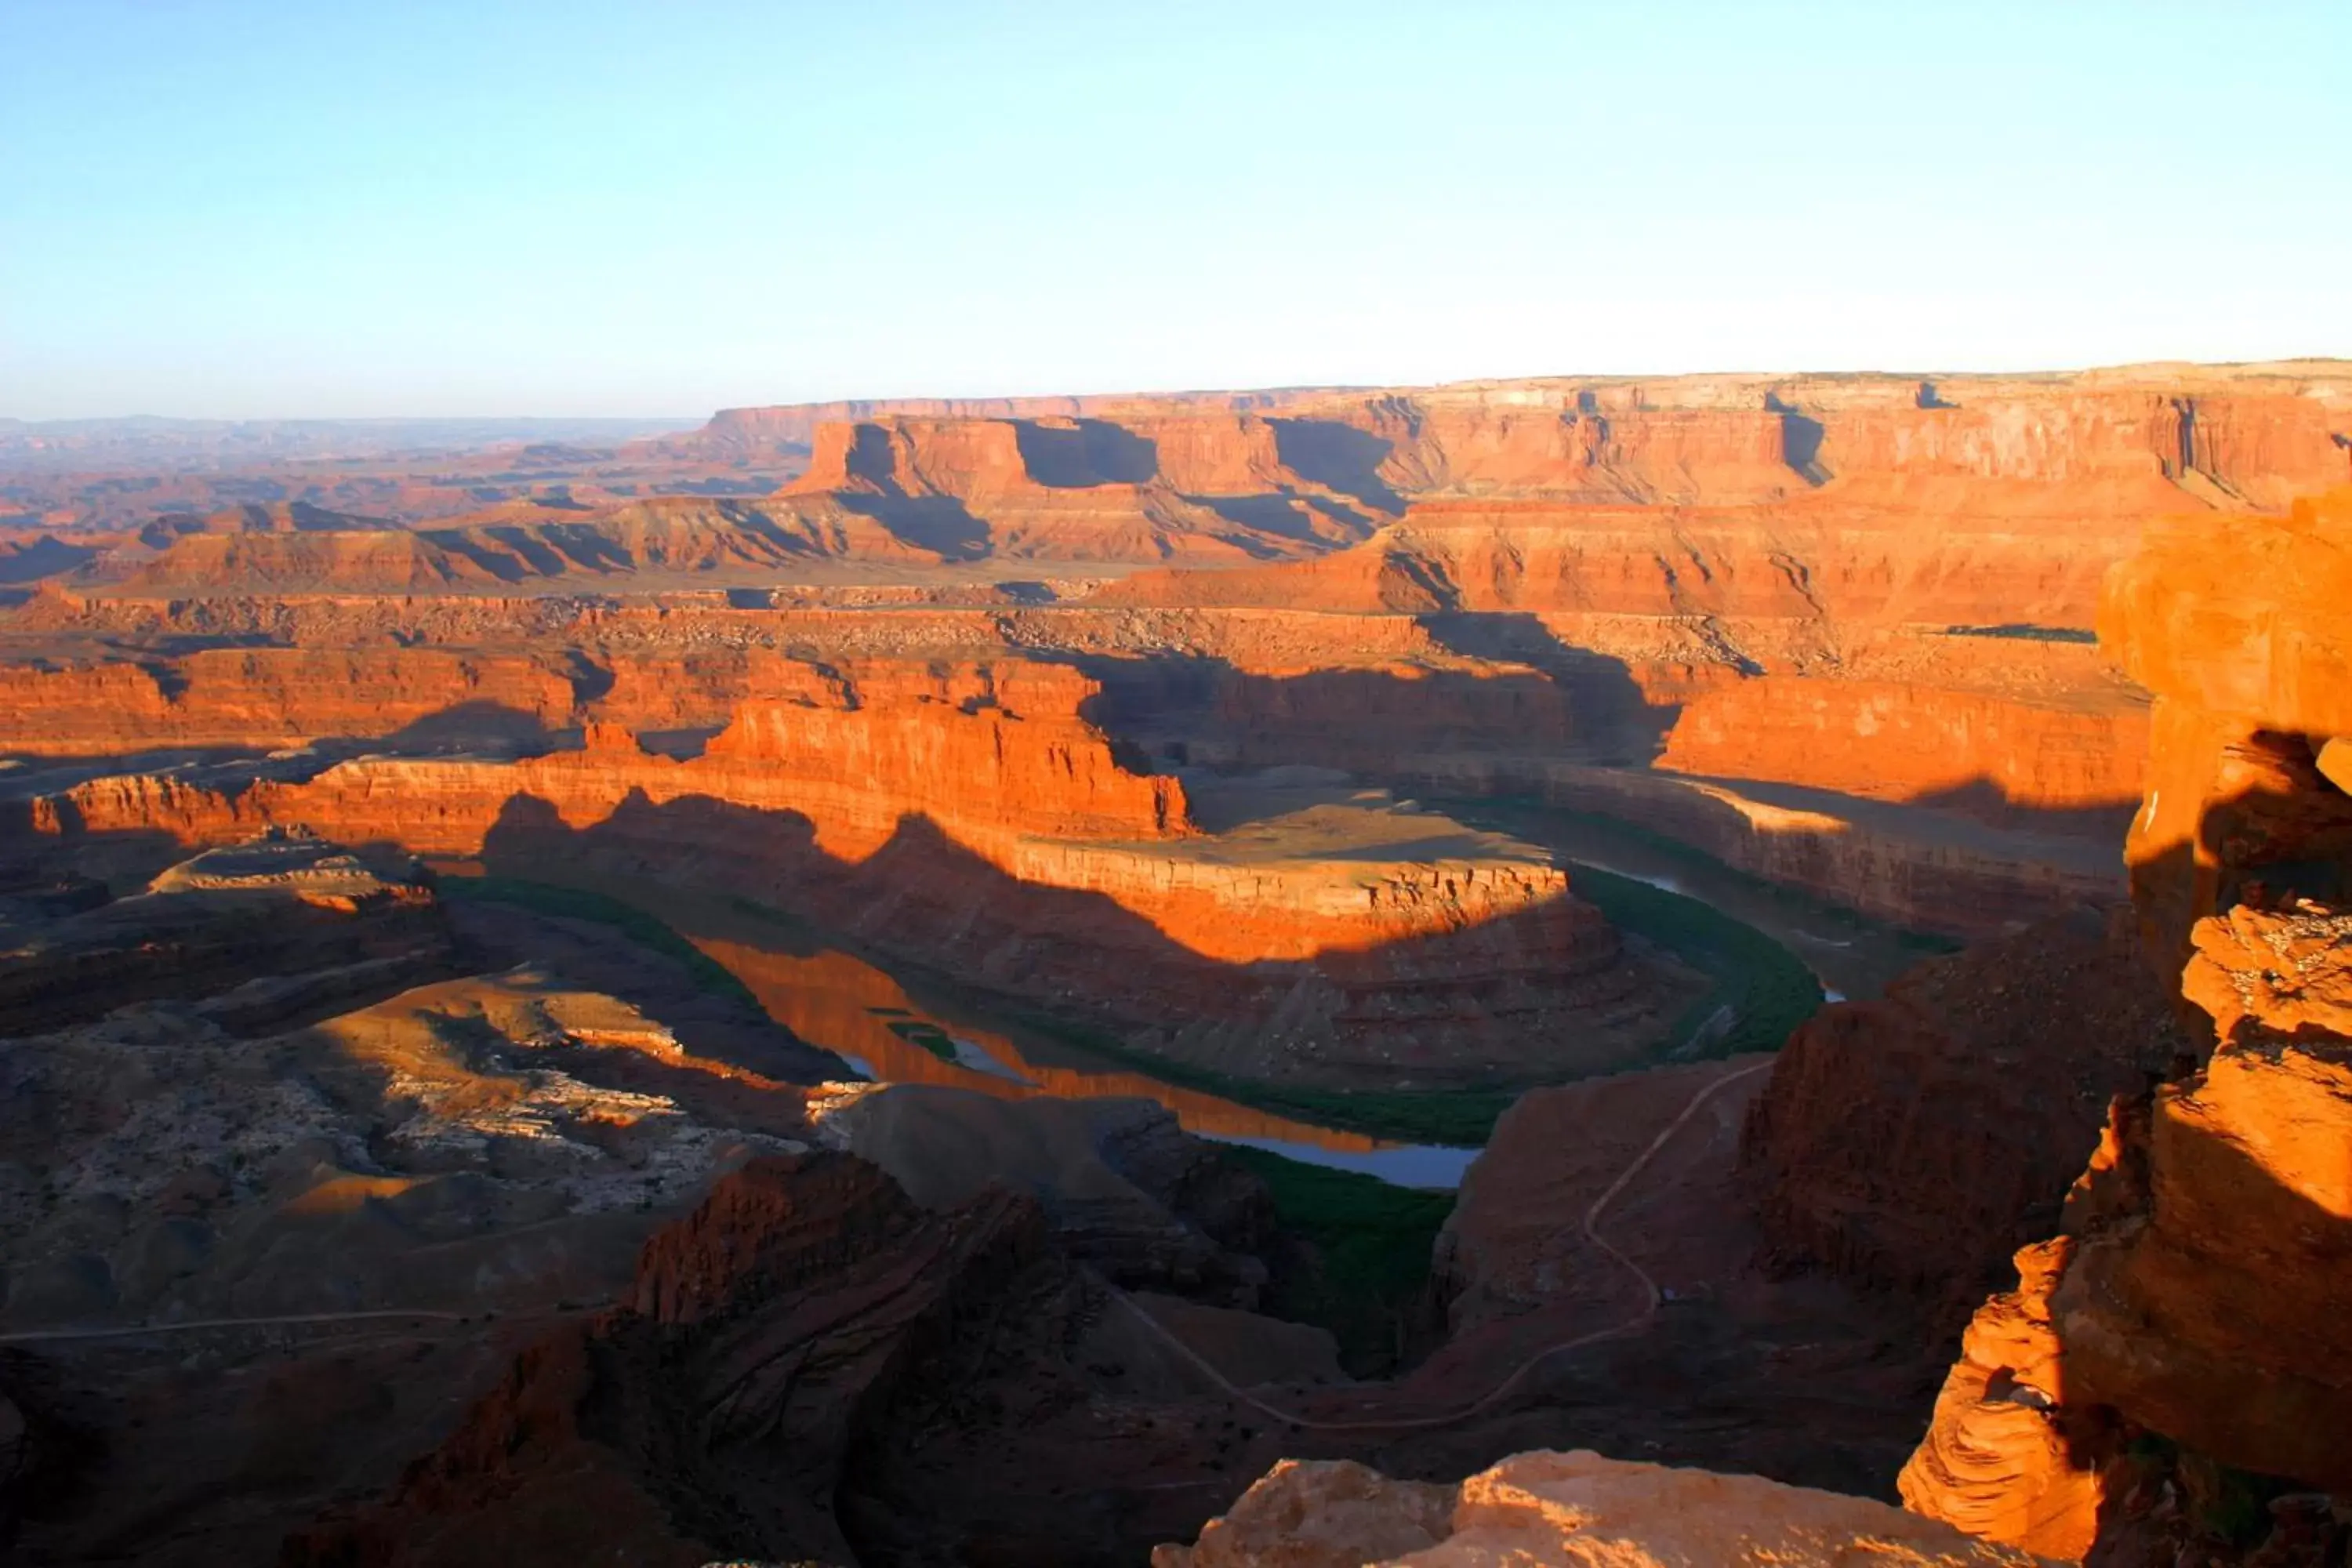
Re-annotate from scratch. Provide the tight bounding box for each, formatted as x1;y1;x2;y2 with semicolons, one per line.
2;362;2348;1566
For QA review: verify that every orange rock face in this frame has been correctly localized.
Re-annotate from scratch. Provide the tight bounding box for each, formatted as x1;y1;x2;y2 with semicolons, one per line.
2045;902;2352;1489
36;658;1189;858
1657;678;2148;824
2101;487;2352;971
1160;1448;2060;1567
1898;487;2352;1560
1896;1239;2117;1561
0;646;577;753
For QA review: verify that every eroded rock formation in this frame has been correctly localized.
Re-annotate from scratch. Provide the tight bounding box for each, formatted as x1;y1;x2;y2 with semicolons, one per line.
278;1152;1308;1567
1155;1449;2057;1566
1740;906;2187;1334
1898;489;2352;1564
0;831;457;1036
13;662;1690;1090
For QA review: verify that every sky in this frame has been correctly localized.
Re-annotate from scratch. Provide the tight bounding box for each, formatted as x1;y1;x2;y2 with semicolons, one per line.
2;0;2347;419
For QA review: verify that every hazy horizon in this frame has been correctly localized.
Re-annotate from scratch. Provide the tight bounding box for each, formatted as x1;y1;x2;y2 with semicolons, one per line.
6;0;2347;421
9;354;2352;430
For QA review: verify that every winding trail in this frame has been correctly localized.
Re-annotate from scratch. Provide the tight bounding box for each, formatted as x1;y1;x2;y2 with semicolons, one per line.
1104;1058;1774;1433
0;1308;495;1345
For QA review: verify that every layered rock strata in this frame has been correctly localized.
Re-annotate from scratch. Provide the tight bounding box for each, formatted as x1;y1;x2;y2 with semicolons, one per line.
2100;486;2352;975
13;664;1679;1087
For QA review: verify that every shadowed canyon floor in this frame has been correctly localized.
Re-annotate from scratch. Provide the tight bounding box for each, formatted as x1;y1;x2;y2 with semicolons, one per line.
2;371;2349;1564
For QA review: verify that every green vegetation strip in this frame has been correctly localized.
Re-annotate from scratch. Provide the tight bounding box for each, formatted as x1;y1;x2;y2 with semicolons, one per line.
989;864;1831;1144
1221;1144;1453;1374
1567;863;1825;1061
884;1018;958;1062
1002;1006;1522;1146
437;874;764;1010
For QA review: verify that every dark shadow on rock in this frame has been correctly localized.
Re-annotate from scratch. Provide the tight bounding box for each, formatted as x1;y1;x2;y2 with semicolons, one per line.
841;422;899;486
1196;492;1379;547
537;521;638;572
1054;644;2141;939
834;493;992;561
0;537;99;584
561;653;615;708
2128;728;2352;985
416;528;532;583
1765;394;1830;485
702;499;824;561
1012;419;1159;487
1269;418;1405;514
471;789;1652;1093
379;700;564;752
478;528;572;579
1907;780;2139;840
1417;612;1676;766
810;430;994;557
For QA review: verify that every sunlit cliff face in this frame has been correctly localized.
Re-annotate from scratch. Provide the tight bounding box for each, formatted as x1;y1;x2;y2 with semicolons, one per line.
1900;488;2352;1559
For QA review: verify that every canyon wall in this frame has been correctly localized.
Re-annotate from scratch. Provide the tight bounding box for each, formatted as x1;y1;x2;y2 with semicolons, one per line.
14;659;1681;1088
1896;488;2352;1563
0;646;579;753
1657;677;2148;823
28;364;2346;591
9;365;2337;985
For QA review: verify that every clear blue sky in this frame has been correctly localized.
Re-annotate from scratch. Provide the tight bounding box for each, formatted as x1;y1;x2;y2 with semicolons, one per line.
3;1;2346;419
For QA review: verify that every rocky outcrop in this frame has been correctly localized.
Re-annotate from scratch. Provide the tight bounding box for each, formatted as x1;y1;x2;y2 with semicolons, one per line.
0;646;577;753
2050;902;2352;1490
0;831;457;1036
281;1153;1043;1567
1740;906;2186;1332
0;956;815;1331
1156;1449;2057;1566
1435;1056;1767;1337
1899;488;2352;1563
276;1151;1304;1567
2100;486;2352;973
30;657;1189;855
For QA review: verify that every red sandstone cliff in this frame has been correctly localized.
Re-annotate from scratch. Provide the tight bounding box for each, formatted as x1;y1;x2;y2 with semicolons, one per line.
60;364;2342;593
1658;677;2149;823
0;647;579;753
1897;490;2352;1563
1740;907;2185;1333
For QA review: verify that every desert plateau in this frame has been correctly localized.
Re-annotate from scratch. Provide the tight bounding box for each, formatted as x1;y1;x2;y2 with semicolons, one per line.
5;362;2349;1566
7;5;2349;1563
